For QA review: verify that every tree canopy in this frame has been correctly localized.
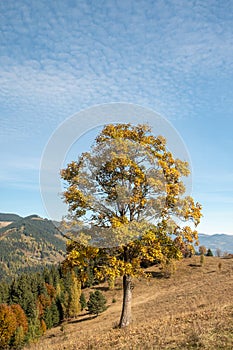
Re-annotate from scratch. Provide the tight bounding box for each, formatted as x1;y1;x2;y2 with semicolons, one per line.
61;123;202;327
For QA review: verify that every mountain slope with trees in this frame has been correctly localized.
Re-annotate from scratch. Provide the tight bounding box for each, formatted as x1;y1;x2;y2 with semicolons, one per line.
0;214;66;280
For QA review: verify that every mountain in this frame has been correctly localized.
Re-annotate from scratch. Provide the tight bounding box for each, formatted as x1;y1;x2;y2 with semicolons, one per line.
198;233;233;254
0;211;232;280
0;213;66;280
0;213;22;222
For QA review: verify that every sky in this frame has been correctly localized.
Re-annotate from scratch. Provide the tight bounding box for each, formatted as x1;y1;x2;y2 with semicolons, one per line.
0;0;233;235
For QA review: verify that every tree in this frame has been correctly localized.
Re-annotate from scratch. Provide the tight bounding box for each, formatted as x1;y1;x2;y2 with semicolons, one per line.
9;304;28;348
10;274;37;320
0;282;9;304
199;245;207;255
0;304;17;348
67;271;81;318
61;123;202;327
11;304;28;333
43;302;60;329
206;248;213;256
87;290;107;316
80;292;87;311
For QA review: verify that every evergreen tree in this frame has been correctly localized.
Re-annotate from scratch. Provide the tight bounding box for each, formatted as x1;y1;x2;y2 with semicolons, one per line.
43;306;53;329
0;281;9;304
10;325;25;349
206;248;213;256
43;302;60;329
50;301;60;326
80;292;87;311
10;275;37;319
26;317;43;344
87;290;107;316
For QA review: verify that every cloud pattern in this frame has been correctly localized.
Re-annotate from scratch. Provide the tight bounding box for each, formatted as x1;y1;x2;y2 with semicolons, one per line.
0;0;233;231
1;0;233;138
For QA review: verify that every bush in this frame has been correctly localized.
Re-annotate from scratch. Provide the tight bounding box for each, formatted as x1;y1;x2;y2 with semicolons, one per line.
87;290;107;316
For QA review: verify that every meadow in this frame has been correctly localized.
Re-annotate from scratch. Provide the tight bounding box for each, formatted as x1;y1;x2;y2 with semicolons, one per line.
27;256;233;350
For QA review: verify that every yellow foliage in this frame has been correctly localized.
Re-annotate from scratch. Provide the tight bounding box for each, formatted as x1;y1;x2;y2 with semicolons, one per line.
61;123;202;285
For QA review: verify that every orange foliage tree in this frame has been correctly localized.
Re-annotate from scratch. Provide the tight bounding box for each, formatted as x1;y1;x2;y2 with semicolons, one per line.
0;304;17;348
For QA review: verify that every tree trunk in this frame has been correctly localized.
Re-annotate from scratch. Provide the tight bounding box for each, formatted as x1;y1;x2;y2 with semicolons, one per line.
119;274;132;328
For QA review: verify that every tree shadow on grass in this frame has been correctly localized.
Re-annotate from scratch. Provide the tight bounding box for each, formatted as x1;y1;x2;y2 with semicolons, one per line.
68;314;97;324
188;263;202;268
145;271;165;279
92;285;109;292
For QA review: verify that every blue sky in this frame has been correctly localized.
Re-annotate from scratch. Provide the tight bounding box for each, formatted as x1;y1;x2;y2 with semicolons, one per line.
0;0;233;234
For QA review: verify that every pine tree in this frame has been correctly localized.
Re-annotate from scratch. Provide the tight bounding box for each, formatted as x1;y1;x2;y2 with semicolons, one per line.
80;292;87;311
26;317;43;343
10;325;25;349
0;281;9;304
87;290;107;316
43;306;53;329
206;248;213;256
10;274;37;320
50;301;60;326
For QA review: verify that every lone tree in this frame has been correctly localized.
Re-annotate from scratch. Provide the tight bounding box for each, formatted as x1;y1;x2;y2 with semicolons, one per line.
61;123;202;328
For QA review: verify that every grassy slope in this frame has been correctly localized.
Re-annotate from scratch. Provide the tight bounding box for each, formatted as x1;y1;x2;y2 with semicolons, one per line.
27;256;233;350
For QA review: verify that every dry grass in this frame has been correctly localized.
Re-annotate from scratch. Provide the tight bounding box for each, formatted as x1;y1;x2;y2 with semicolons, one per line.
26;256;233;349
0;221;11;228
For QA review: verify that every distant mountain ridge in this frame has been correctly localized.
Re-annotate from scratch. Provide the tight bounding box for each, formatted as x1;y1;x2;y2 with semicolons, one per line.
0;212;232;280
0;213;66;280
0;212;22;222
198;233;233;254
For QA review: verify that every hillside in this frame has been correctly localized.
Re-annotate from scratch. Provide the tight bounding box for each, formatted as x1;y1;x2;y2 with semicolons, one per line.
0;213;66;280
27;256;233;350
0;213;22;222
